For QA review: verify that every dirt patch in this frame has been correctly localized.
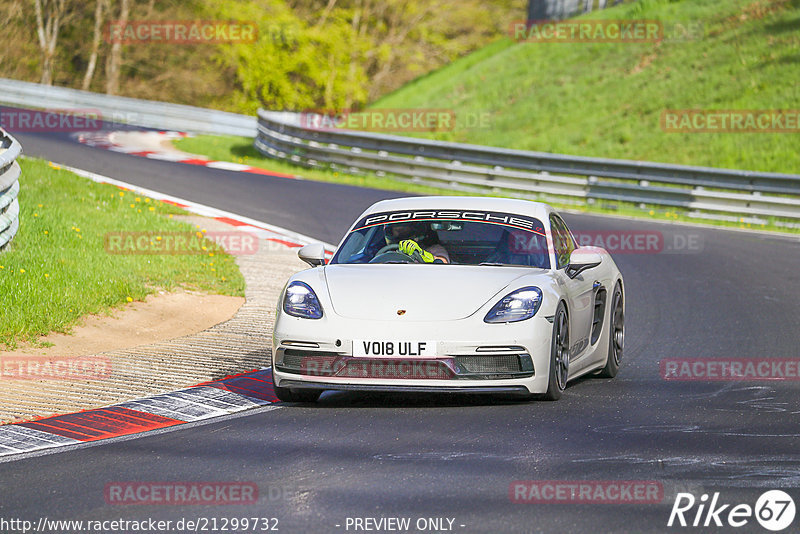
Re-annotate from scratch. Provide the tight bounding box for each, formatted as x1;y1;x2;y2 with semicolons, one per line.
629;42;662;75
0;212;308;424
1;290;244;359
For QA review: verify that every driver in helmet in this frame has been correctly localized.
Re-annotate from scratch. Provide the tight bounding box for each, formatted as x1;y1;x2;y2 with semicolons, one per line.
384;221;449;263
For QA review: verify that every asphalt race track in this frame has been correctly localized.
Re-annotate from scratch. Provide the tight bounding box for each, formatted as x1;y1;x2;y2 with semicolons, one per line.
10;127;403;245
2;126;800;533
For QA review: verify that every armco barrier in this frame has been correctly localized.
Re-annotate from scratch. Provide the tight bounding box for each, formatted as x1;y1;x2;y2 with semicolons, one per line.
1;76;796;221
254;110;800;221
0;128;21;251
0;77;255;137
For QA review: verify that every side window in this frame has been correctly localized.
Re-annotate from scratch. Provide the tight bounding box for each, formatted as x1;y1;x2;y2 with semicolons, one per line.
550;215;575;269
554;215;577;253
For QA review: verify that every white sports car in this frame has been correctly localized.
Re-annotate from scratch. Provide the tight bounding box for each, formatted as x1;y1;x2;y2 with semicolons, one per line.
271;196;624;402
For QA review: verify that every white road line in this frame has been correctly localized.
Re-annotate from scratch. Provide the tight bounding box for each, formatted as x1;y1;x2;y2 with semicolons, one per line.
52;161;336;251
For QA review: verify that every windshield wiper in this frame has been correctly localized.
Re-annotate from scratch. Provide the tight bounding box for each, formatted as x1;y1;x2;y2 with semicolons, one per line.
479;262;509;266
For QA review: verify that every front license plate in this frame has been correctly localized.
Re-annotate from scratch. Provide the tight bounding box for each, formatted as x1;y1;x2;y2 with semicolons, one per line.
353;340;437;358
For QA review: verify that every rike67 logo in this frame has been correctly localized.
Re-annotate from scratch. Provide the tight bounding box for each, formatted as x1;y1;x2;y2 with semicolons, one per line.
668;490;796;531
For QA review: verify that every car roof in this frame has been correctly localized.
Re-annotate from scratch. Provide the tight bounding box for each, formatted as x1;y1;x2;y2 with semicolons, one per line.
362;196;555;222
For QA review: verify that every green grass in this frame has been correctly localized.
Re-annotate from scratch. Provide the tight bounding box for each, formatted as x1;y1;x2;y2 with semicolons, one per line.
373;0;800;174
0;157;245;349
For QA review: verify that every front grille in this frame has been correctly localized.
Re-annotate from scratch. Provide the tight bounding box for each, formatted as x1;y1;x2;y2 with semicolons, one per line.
455;355;521;373
278;349;533;381
278;350;453;379
452;354;534;379
339;359;452;380
280;349;340;376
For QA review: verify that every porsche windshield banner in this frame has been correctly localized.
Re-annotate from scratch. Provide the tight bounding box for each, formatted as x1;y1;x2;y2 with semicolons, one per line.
353;210;546;235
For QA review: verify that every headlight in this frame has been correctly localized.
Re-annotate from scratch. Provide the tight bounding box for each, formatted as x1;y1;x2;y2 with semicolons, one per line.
484;286;543;323
283;281;323;319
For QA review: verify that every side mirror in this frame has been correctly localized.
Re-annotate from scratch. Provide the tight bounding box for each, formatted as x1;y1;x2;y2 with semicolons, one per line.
298;243;327;267
566;249;601;279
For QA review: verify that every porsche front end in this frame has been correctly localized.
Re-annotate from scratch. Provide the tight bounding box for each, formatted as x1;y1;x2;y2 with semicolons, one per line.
271;265;558;399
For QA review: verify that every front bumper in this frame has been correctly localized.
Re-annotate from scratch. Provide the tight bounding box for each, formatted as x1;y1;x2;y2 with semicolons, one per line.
277;379;531;397
272;313;553;394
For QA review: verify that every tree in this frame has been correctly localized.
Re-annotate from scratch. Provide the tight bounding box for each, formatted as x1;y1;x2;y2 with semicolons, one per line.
82;0;108;91
105;0;130;95
33;0;69;85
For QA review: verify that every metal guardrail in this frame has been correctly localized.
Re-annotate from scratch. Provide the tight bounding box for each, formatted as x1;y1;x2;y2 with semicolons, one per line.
529;0;615;21
0;78;256;137
0;128;21;251
255;110;800;221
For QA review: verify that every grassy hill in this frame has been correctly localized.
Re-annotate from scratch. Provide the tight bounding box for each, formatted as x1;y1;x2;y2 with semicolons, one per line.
372;0;800;174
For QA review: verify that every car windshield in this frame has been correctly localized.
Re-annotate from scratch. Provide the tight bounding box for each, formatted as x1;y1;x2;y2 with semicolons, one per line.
330;209;550;268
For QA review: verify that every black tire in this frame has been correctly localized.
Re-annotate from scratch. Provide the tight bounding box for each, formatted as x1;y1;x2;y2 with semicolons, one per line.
597;283;624;378
542;302;569;401
273;385;322;403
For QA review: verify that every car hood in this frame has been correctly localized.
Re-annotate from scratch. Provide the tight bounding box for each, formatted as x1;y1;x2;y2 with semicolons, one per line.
322;264;540;321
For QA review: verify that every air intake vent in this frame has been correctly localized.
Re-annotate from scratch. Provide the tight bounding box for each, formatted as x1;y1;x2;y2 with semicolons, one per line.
455;355;522;374
340;359;452;380
280;350;340;376
591;288;607;345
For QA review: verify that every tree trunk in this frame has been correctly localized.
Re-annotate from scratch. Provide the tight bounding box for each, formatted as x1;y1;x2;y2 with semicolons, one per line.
315;0;337;28
34;0;66;86
82;0;107;91
344;0;365;109
105;0;130;95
